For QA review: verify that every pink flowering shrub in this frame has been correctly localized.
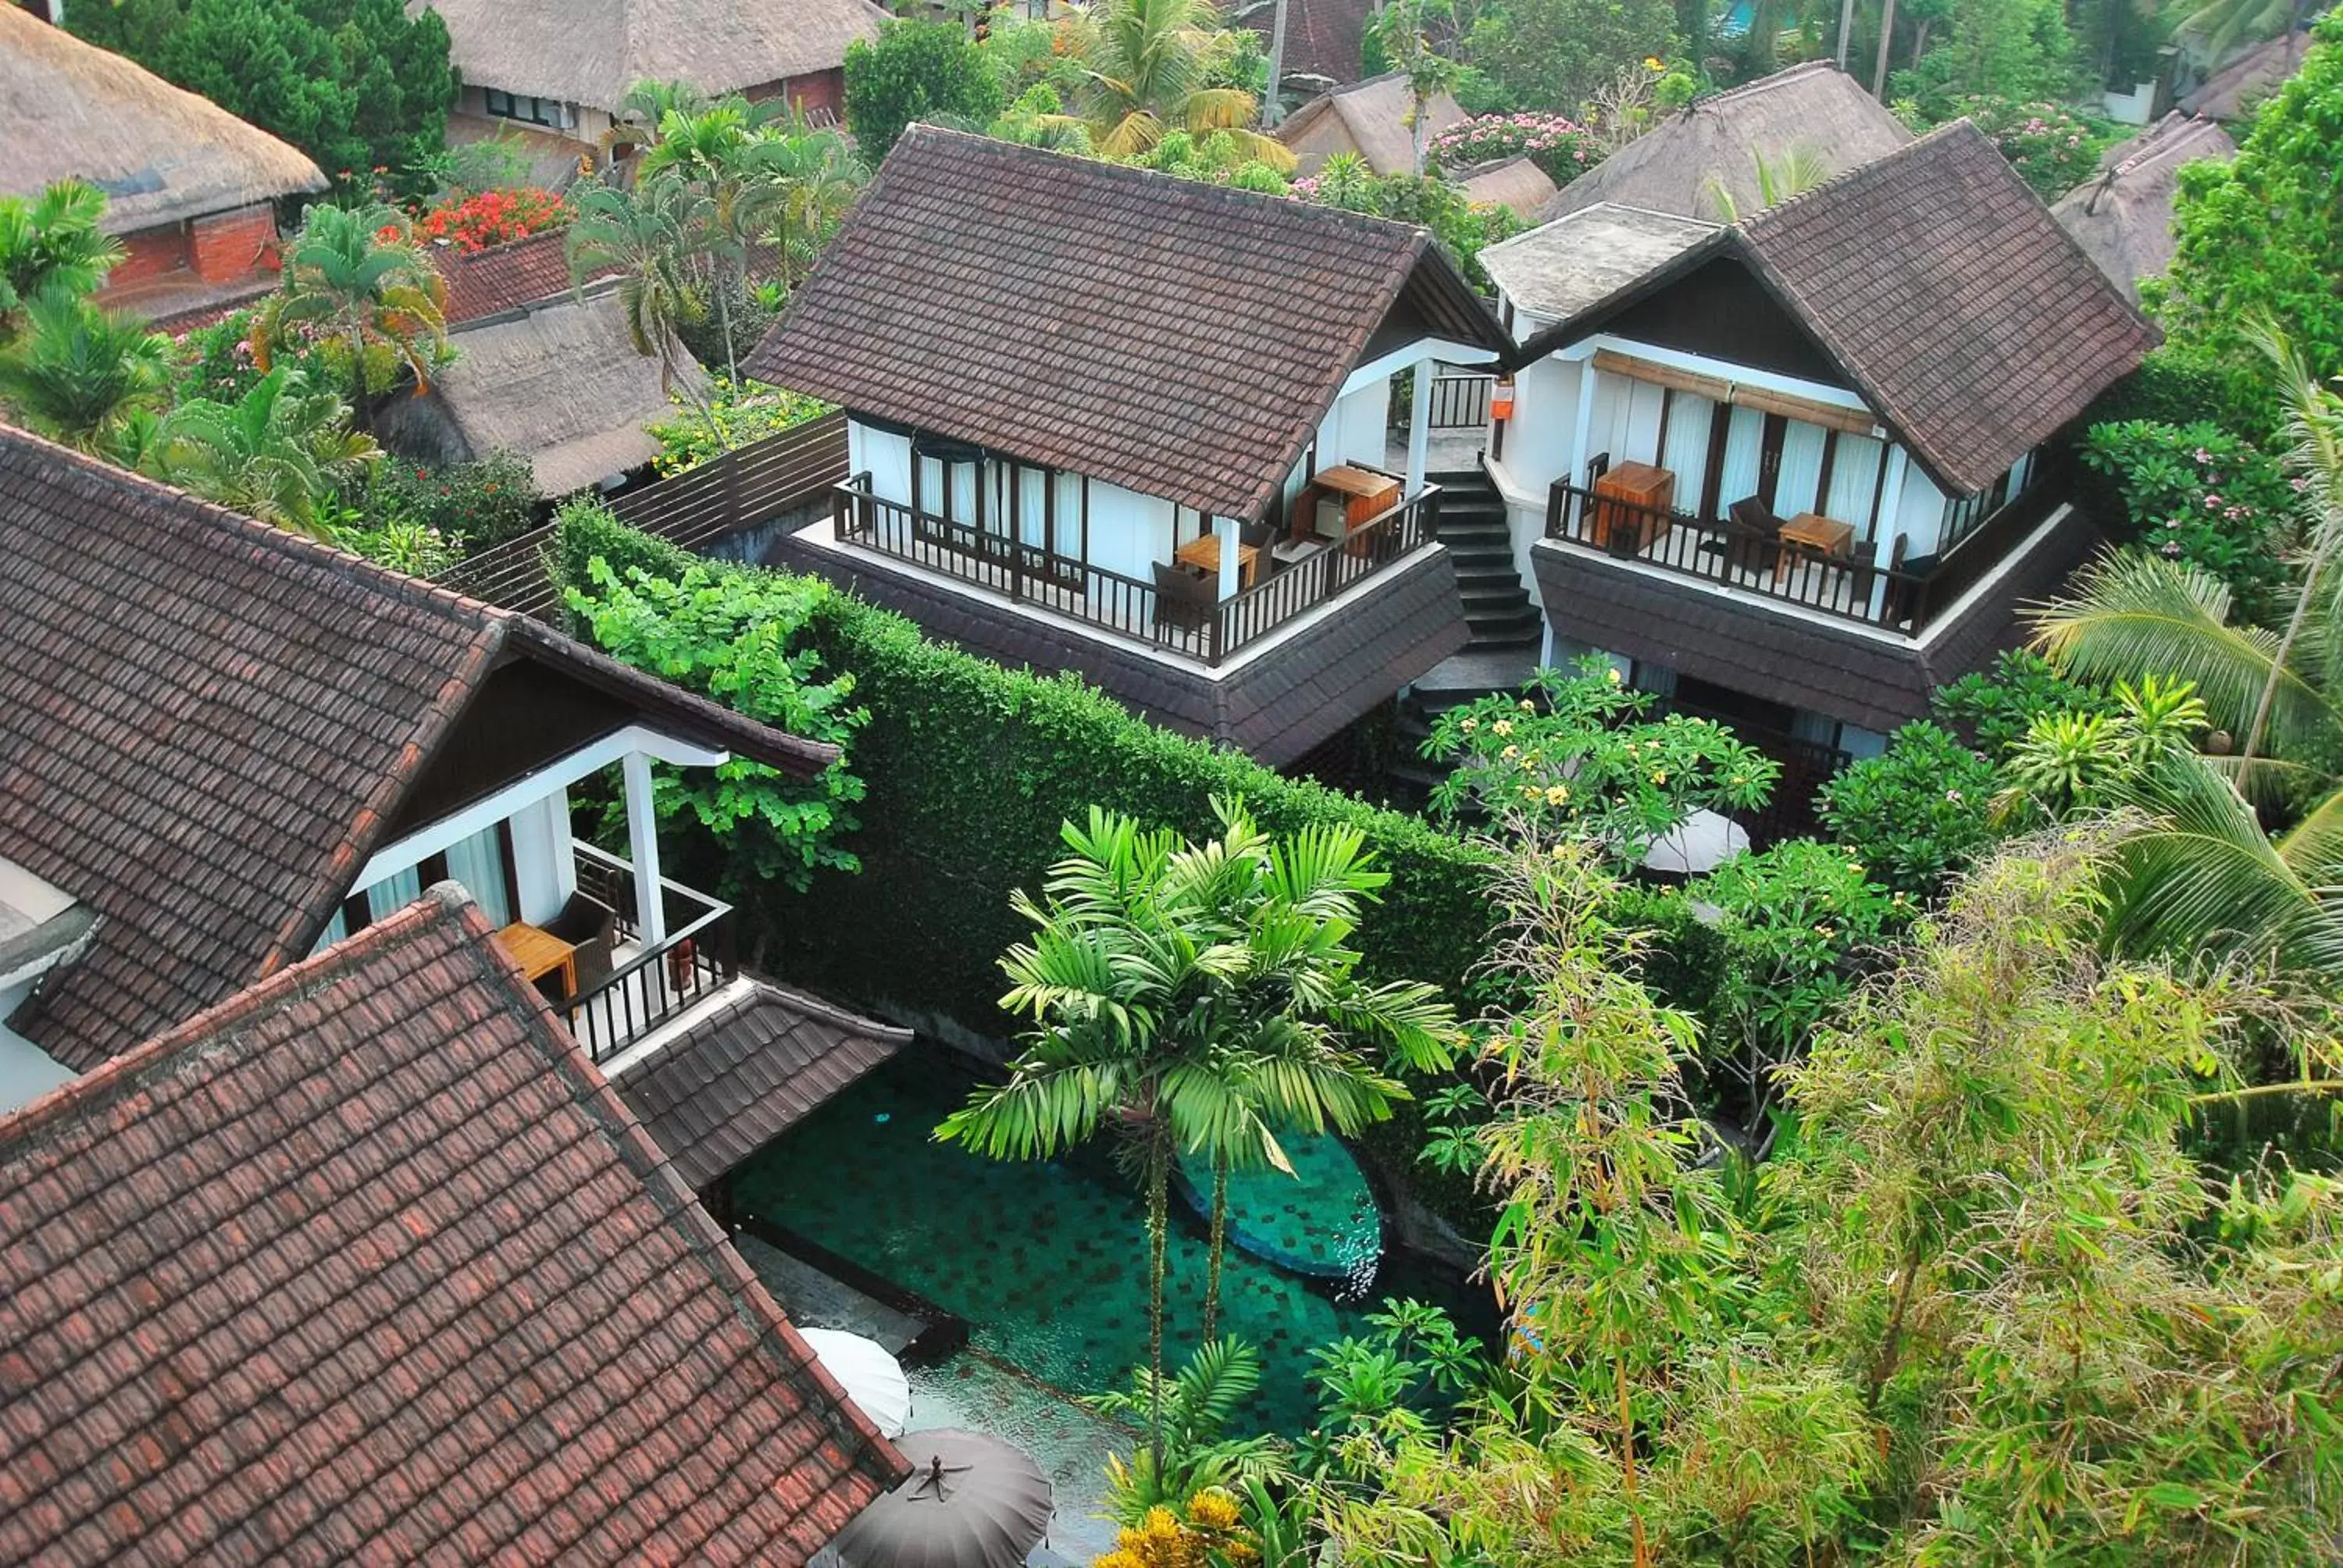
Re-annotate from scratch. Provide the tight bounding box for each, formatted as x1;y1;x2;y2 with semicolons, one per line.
1949;95;2104;199
1426;112;1602;185
2081;419;2297;623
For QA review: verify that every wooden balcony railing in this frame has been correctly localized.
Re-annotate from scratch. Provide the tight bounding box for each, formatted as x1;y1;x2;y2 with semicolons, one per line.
833;476;1443;665
1543;473;2063;635
567;842;736;1062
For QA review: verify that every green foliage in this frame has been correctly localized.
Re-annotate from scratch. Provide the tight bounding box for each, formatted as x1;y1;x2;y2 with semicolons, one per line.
1942;93;2113;198
551;505;1499;1042
170;307;341;406
1997;675;2209;821
2148;12;2343;436
0;181;123;332
1425;112;1602;185
139;365;381;536
1464;0;1678;119
646;378;833;476
1888;0;2088;112
253;203;451;412
1291;156;1523;289
1086;1339;1289;1523
843;19;1007;162
69;0;457;195
1816;721;2000;900
0;290;171;453
2081;418;2298;624
561;540;867;896
1051;0;1286;166
1422;659;1778;861
1307;1297;1484;1451
1933;647;2114;759
358;448;540;553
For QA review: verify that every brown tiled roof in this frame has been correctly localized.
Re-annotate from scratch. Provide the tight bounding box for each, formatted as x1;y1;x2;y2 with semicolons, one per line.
1511;123;2159;497
746;127;1507;521
433;229;601;323
0;886;907;1566
0;428;839;1072
1734;123;2158;495
1250;0;1374;84
615;982;910;1191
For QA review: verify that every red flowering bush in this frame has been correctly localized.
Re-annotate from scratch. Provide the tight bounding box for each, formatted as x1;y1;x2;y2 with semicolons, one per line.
395;187;574;254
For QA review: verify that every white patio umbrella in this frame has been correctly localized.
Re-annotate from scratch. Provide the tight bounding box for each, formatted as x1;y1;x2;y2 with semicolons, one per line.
802;1327;913;1439
1640;809;1750;878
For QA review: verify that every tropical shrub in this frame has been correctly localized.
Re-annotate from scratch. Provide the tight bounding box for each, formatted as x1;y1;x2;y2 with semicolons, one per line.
0;180;122;332
1421;659;1778;861
2081;418;2299;624
1292;157;1521;290
361;448;541;552
1931;647;2113;758
647;378;833;476
1815;721;2000;899
1464;0;1675;120
842;19;1007;163
1945;93;2108;198
404;187;572;254
1425;112;1601;184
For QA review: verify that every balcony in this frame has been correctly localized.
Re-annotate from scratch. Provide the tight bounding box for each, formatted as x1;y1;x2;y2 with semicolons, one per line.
561;842;737;1064
1542;472;2065;636
830;474;1443;665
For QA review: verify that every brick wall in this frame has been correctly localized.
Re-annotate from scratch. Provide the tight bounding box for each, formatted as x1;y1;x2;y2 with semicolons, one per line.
188;204;281;285
106;224;191;290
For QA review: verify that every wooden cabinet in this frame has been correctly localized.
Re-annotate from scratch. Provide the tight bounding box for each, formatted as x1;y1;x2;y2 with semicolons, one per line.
1290;464;1404;560
1591;462;1676;551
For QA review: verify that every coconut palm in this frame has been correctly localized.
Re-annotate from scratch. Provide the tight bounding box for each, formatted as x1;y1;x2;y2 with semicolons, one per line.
937;799;1460;1463
1704;144;1834;223
251;205;449;432
2171;0;2316;66
567;178;721;444
1055;0;1295;167
142;367;381;537
0;289;169;452
0;180;124;336
758;123;868;293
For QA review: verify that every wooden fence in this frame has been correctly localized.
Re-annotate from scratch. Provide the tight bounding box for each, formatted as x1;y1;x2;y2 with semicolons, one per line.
444;410;851;619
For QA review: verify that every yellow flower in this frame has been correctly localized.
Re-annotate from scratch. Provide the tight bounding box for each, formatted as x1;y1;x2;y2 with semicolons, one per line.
1815;925;1835;939
1493;718;1514;737
1545;784;1570;805
1519;698;1536;713
1651;770;1667;785
1521;785;1541;800
1846;861;1864;875
1186;1490;1240;1530
1501;744;1519;760
1644;55;1666;69
1607;667;1623;683
1460;715;1478;732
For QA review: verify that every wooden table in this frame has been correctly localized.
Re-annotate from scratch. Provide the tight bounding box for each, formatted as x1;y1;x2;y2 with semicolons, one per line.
494;921;578;999
1591;462;1676;551
1174;533;1260;589
1774;511;1856;584
1293;465;1404;558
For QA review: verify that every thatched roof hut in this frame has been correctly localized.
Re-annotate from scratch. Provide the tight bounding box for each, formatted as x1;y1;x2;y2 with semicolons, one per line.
1535;62;1910;224
2179;30;2313;119
1277;73;1467;176
0;8;326;233
415;0;888;111
1457;156;1560;219
374;289;704;496
2051;112;2237;302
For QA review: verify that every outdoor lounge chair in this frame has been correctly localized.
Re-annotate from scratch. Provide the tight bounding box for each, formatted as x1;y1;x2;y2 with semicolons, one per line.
544;889;616;994
1705;497;1784;575
1152;560;1215;639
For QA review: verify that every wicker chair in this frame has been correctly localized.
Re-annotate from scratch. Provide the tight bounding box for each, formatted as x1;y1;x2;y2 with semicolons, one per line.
1152;561;1215;640
543;890;616;993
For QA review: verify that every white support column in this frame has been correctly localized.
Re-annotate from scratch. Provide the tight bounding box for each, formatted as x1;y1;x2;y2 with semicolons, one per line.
1406;359;1434;494
1567;355;1598;489
622;751;666;944
1870;446;1913;622
1214;514;1239;600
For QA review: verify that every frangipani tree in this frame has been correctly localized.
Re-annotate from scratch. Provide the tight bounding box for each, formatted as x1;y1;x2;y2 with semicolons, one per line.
938;799;1460;1463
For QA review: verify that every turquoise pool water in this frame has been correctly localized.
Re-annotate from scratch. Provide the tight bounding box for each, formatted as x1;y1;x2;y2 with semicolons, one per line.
732;1049;1490;1438
1175;1131;1382;1284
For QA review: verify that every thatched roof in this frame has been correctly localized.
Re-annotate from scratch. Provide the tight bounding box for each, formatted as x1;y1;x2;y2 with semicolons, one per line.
1457;155;1560;219
0;8;326;233
416;0;888;110
1278;73;1467;176
375;289;704;496
2051;112;2237;302
1536;62;1910;224
2179;29;2315;119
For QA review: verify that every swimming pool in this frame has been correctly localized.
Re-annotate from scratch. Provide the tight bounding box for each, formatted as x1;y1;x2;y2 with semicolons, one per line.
731;1049;1492;1438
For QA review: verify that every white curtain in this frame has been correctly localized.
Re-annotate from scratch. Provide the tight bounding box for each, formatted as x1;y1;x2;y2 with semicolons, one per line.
1660;394;1717;511
1054;471;1084;561
1619;380;1666;465
1717;407;1763;508
364;864;423;924
1825;434;1885;536
1776;421;1828;517
444;825;514;928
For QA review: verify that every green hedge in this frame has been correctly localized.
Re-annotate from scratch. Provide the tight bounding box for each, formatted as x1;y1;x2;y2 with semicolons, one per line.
555;509;1500;1043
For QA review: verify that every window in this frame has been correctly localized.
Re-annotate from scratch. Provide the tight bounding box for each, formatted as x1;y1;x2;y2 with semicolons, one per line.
483;88;567;129
309;821;519;955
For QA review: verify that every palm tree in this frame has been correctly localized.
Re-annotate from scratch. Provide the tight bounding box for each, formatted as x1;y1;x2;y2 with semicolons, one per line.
937;799;1459;1465
142;367;382;537
759;123;868;294
1056;0;1295;167
1704;144;1833;223
252;205;449;433
2171;0;2316;66
0;289;169;452
0;180;123;336
566;179;722;443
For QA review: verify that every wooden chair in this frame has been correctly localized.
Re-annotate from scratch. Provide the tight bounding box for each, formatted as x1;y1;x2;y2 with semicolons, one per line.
1711;496;1785;576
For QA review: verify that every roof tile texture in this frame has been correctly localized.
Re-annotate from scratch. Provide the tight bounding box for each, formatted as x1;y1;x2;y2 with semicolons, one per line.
0;888;904;1566
1737;121;2159;496
747;127;1498;519
615;982;910;1192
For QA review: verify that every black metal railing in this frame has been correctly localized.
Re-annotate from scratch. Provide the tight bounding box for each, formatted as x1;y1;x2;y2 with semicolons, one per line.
565;842;736;1062
833;475;1442;665
1543;477;2060;634
1426;372;1495;430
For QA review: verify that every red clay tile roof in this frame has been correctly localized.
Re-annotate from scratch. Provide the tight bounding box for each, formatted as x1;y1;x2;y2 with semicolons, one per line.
1249;0;1373;84
0;427;839;1073
615;982;910;1191
1733;122;2158;496
0;885;907;1566
746;126;1506;520
432;229;603;323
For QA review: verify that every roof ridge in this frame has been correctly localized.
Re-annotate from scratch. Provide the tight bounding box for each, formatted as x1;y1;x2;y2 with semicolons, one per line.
1688;59;1846;112
1734;115;1971;233
0;888;465;1155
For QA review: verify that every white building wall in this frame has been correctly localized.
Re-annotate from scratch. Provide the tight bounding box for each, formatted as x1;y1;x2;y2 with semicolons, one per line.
1895;465;1953;559
1084;480;1180;583
849;421;914;501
